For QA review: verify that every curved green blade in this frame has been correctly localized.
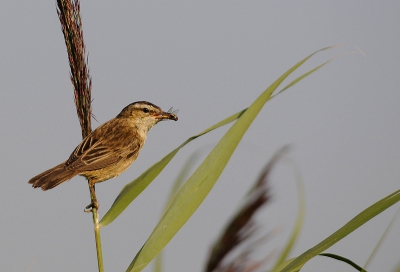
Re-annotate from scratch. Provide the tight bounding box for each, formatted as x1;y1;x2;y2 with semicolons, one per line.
127;46;336;272
99;109;246;227
319;253;366;271
363;207;400;270
273;258;304;272
280;189;400;272
153;150;204;272
271;159;306;271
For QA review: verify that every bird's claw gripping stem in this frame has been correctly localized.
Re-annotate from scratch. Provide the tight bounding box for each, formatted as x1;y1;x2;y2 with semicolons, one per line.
84;200;99;213
85;180;99;212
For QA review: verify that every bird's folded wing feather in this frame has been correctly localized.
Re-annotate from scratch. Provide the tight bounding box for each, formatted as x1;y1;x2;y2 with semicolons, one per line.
65;123;138;171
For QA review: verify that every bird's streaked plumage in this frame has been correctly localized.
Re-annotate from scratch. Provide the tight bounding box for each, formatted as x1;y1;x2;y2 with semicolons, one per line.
28;101;178;210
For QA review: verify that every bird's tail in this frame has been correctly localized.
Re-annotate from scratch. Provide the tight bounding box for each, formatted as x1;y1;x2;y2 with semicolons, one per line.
28;162;77;190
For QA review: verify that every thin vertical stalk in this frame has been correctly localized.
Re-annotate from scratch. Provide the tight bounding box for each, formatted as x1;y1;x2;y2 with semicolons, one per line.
92;208;104;272
56;0;103;271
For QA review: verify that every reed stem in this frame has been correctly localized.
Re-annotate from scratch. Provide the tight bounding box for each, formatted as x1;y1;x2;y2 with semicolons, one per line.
56;0;102;271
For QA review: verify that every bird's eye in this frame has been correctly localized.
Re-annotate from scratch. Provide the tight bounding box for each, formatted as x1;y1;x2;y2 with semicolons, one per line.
142;108;149;113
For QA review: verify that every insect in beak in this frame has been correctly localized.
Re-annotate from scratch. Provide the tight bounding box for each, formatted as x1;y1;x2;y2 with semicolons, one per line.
153;108;179;121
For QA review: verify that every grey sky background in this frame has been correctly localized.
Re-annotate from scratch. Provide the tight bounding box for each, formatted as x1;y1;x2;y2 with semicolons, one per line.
1;1;399;272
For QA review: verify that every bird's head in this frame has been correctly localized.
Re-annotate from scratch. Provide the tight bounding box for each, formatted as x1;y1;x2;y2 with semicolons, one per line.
117;101;178;131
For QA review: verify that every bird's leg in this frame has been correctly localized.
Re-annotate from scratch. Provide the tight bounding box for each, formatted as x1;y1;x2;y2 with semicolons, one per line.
85;180;99;212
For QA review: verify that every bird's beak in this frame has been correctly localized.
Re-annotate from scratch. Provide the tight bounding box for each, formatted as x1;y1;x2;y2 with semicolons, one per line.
153;111;178;121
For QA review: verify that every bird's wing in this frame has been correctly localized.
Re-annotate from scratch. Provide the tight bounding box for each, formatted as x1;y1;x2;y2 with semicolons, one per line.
65;122;139;172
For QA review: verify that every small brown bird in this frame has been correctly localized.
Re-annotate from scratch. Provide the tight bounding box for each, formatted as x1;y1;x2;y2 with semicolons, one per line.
29;101;178;211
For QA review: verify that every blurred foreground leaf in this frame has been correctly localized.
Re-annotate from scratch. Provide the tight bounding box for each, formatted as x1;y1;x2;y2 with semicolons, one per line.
127;46;336;272
280;189;400;272
99;109;246;226
153;150;204;272
271;157;306;271
204;147;282;272
363;206;400;270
